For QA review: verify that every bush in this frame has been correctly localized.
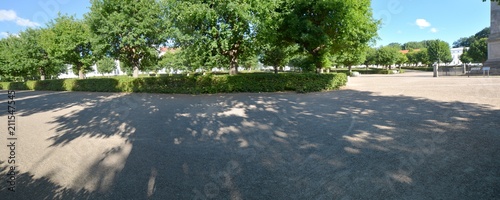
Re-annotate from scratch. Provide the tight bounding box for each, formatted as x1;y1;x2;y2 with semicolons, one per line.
401;67;433;71
0;73;347;94
334;68;395;75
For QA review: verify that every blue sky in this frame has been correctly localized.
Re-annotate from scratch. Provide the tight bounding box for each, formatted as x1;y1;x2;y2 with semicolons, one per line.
0;0;491;47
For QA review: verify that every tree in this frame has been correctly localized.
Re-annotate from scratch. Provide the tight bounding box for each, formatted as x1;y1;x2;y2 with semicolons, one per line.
338;45;368;72
453;27;489;48
0;29;62;80
170;0;271;75
460;48;473;64
426;40;452;64
280;0;379;72
396;52;408;68
260;44;298;74
363;47;377;68
426;40;451;77
375;46;400;69
0;36;28;79
406;50;419;66
86;0;169;78
402;41;425;50
387;43;403;50
474;27;490;39
453;37;474;48
21;28;64;80
96;57;117;76
468;38;488;64
415;49;430;66
241;54;259;71
40;15;94;79
255;0;296;74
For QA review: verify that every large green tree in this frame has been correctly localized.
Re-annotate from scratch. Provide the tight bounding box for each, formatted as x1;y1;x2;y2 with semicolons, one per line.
40;15;94;79
460;48;474;64
0;36;27;79
375;46;400;69
363;47;377;68
169;0;273;75
396;52;408;68
453;27;489;48
415;49;430;66
23;29;64;80
260;44;298;74
338;45;368;72
280;0;378;72
0;29;62;80
96;57;117;76
467;38;488;64
426;40;451;77
426;40;452;64
86;0;169;78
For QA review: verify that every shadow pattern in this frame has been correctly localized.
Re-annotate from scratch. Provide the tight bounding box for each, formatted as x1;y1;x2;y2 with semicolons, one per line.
0;89;499;199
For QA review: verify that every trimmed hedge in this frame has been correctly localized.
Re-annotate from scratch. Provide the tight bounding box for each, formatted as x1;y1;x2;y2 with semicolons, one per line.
0;73;347;94
334;68;398;75
401;67;434;71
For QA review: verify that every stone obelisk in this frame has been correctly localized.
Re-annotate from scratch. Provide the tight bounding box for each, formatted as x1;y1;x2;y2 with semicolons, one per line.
485;2;500;74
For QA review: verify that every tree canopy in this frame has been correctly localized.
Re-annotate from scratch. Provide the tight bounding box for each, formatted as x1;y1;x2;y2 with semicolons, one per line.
466;38;488;64
40;15;94;79
375;46;400;69
280;0;379;72
426;40;452;64
86;0;169;77
169;0;272;75
96;57;117;76
0;28;66;81
453;27;489;48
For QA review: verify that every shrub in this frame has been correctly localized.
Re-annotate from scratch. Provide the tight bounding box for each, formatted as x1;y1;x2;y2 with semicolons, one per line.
0;73;347;94
401;67;433;71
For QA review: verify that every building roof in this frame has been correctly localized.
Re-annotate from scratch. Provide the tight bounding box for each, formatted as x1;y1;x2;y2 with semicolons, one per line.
400;49;421;54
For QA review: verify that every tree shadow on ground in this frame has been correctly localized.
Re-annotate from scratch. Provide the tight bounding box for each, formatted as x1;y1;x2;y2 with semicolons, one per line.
1;89;499;199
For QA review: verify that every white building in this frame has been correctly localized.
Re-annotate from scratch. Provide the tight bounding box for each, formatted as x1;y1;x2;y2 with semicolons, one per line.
57;60;127;79
57;47;174;79
449;47;469;65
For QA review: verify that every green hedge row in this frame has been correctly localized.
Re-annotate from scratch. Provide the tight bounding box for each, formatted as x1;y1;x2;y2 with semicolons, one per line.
334;69;399;75
401;67;434;71
0;73;347;94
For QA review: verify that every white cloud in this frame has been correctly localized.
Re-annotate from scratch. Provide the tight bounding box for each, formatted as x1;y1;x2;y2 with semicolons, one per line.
16;18;39;27
430;28;438;33
416;19;431;29
0;32;9;38
0;10;16;21
0;9;39;27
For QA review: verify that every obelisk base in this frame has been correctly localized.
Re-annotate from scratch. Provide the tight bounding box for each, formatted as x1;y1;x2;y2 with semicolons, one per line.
486;3;500;75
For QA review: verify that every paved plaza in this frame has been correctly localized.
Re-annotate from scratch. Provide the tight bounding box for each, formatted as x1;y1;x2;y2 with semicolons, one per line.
1;71;499;199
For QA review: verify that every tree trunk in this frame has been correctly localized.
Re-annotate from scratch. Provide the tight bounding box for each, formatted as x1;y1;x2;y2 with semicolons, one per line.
348;66;352;73
229;51;239;75
433;63;439;77
274;66;278;74
78;65;85;79
39;67;46;81
133;66;139;78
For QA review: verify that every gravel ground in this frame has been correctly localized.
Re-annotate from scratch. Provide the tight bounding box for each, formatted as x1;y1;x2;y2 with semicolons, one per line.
0;71;499;200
